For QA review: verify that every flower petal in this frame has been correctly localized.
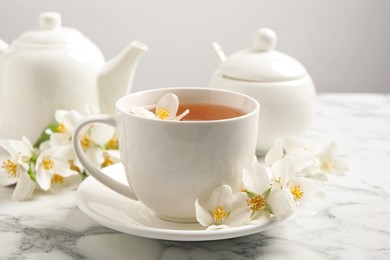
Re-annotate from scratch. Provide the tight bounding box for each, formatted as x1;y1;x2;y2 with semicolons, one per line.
288;148;315;172
105;150;121;160
195;199;214;227
242;163;271;194
36;168;52;191
0;139;32;160
63;110;84;130
207;184;233;212
49;133;72;147
319;142;338;160
174;109;190;121
132;106;158;119
85;147;105;167
267;189;296;216
21;136;34;152
271;157;292;188
51;159;78;177
248;211;271;225
156;93;179;120
264;139;284;166
289;177;319;201
55;110;68;124
90;124;115;146
0;150;18;186
12;171;35;201
225;192;252;227
64;174;82;190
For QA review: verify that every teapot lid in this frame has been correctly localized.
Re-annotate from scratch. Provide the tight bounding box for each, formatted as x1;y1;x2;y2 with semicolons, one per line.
13;12;92;48
218;28;308;82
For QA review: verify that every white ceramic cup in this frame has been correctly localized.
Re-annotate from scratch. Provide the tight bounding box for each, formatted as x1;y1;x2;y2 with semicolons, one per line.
73;87;259;223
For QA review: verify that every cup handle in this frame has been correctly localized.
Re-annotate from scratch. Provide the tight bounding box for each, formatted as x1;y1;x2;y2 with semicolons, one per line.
72;114;138;200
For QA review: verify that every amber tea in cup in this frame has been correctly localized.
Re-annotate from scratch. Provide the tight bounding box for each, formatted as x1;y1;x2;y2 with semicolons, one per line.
149;103;244;121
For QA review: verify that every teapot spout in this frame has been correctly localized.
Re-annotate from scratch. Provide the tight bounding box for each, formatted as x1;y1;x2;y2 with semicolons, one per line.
98;41;148;115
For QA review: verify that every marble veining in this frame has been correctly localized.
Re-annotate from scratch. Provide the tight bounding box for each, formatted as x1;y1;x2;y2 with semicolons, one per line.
1;93;390;260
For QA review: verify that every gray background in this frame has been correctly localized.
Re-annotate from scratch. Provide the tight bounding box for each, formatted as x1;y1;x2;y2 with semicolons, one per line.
1;0;389;93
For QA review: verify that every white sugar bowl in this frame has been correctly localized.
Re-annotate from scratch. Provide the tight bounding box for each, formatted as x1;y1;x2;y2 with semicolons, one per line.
209;28;316;155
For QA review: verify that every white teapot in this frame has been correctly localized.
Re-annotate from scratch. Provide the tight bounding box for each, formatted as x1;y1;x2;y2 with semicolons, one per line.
0;12;148;141
209;28;316;155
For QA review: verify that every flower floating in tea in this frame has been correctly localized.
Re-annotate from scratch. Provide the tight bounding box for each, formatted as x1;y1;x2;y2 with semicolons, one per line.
132;93;190;121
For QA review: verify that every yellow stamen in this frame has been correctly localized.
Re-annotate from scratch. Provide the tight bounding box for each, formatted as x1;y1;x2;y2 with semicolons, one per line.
105;137;119;150
80;134;92;150
42;159;54;171
101;155;114;168
212;206;229;224
156;107;170;120
1;159;18;177
69;160;81;173
290;185;304;200
51;174;64;184
56;123;67;133
247;195;266;212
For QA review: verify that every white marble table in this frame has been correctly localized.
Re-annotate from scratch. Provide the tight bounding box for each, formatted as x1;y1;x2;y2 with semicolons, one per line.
1;93;390;260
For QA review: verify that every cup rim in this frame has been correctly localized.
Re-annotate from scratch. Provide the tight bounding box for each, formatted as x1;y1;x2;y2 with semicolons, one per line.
116;87;260;124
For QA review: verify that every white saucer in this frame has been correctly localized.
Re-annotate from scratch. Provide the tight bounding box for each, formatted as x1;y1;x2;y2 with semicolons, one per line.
76;163;294;241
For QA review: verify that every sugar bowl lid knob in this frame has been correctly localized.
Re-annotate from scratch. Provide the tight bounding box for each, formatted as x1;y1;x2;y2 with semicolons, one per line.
253;28;277;52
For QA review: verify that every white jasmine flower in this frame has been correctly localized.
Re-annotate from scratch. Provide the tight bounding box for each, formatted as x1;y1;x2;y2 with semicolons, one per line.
47;110;84;147
35;145;80;191
271;157;318;203
301;142;348;180
132;93;189;121
265;136;314;173
0;137;36;200
242;162;295;218
316;142;348;175
80;124;120;169
195;184;252;229
0;148;17;186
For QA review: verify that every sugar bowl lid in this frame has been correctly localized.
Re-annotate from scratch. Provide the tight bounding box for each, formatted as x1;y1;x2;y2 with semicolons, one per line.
218;28;308;82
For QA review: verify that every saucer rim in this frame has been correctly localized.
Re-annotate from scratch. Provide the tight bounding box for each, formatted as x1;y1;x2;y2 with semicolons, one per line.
76;163;294;241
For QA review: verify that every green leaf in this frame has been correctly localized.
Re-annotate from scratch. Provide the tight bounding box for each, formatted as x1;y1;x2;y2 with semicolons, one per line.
33;123;59;148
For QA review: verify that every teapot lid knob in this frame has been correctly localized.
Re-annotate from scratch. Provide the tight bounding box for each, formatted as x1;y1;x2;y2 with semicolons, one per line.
253;28;277;52
39;12;62;30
